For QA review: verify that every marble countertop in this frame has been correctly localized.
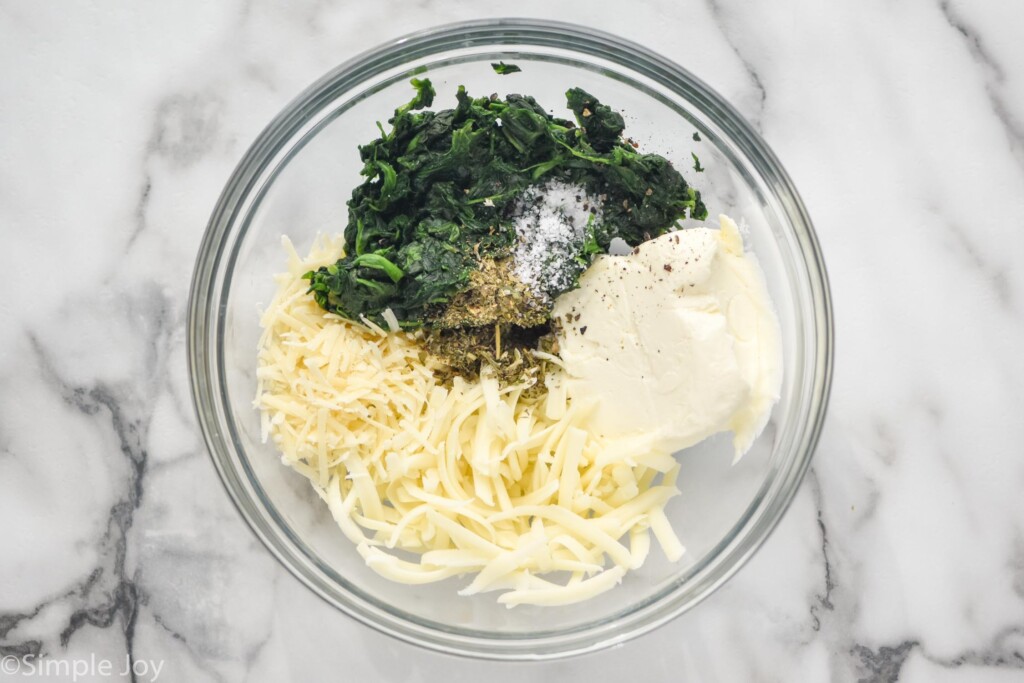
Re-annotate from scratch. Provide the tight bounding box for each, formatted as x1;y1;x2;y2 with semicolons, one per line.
2;2;1023;681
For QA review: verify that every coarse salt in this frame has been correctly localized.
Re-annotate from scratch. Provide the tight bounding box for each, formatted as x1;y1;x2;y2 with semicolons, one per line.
511;181;600;301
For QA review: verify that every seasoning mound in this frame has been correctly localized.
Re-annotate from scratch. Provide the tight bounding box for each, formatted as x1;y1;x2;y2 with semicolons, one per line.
426;257;553;387
512;181;600;303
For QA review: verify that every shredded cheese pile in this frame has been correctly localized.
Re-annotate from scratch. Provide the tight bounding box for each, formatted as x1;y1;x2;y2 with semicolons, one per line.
256;235;684;607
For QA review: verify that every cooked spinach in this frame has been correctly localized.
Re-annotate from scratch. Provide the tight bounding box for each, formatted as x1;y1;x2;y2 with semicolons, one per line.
491;62;522;75
692;152;704;173
305;78;707;326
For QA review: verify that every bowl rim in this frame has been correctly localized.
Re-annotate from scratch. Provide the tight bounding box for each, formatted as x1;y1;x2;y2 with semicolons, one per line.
187;17;834;660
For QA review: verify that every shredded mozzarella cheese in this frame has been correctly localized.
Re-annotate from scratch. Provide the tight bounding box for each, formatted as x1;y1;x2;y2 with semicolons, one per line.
256;235;684;606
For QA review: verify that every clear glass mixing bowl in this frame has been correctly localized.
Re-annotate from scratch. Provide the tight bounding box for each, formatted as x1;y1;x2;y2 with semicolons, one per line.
188;18;833;660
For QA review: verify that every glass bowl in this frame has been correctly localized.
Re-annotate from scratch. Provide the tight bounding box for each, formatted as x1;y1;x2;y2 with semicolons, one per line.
188;18;833;660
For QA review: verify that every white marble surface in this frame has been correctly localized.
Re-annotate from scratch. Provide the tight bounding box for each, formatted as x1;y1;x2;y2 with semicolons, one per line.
2;1;1023;681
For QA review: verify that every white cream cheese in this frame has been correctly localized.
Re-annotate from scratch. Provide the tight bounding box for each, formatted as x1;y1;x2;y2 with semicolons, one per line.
551;215;782;459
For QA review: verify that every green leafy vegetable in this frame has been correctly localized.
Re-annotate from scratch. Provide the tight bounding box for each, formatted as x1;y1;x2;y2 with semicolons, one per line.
692;152;704;173
566;87;624;153
491;62;522;75
305;79;708;326
574;215;603;271
692;131;701;142
395;77;435;116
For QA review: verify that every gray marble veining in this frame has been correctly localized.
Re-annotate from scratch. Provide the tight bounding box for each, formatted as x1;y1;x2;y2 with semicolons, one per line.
2;1;1023;681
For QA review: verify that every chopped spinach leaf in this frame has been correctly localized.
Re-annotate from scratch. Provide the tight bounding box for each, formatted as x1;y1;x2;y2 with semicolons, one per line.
491;62;522;75
692;152;704;173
